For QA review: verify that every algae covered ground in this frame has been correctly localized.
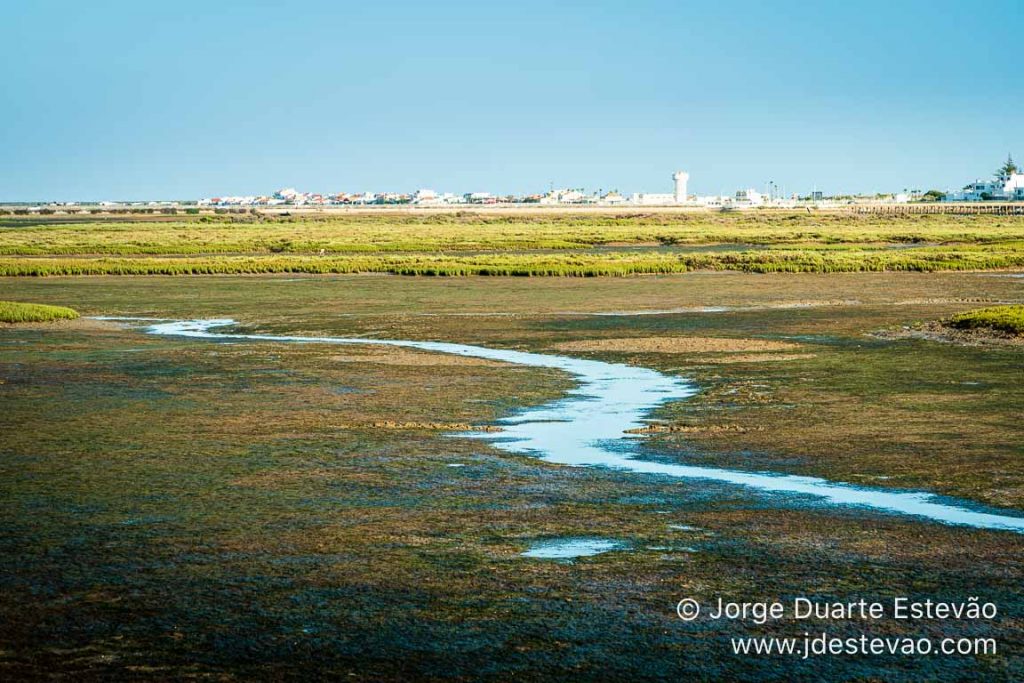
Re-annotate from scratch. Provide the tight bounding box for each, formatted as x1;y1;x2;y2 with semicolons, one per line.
2;271;1024;680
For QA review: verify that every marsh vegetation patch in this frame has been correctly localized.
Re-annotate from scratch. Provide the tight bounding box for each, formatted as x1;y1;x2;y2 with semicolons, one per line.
0;300;79;324
5;211;1024;276
551;336;803;354
949;304;1024;335
876;305;1024;347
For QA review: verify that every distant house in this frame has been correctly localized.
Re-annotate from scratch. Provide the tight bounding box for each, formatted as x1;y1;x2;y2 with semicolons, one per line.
946;156;1024;201
412;189;438;204
601;191;628;205
732;189;766;207
631;192;675;205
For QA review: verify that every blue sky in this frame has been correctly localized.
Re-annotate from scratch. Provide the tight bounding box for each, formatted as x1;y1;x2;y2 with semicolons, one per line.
2;1;1022;200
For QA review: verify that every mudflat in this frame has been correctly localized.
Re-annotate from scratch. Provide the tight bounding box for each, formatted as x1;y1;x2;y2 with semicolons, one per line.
1;270;1023;679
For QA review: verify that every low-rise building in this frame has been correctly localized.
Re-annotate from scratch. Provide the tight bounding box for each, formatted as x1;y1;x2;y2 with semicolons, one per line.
631;192;676;205
946;156;1024;201
600;191;628;205
732;189;766;207
465;192;494;204
412;189;439;204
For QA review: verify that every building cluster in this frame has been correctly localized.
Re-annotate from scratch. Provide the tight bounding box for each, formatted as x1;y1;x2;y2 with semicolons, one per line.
197;187;518;207
945;156;1024;202
17;157;1020;211
196;171;807;208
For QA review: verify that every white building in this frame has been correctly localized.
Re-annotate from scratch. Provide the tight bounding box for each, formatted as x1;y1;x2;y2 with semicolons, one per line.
540;189;587;204
626;168;692;205
274;188;299;201
673;171;689;203
631;192;677;205
631;169;692;205
694;195;729;208
412;189;439;204
946;156;1024;201
600;191;629;205
731;189;766;207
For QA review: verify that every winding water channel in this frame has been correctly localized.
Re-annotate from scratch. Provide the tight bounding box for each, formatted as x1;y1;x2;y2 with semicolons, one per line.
139;319;1024;534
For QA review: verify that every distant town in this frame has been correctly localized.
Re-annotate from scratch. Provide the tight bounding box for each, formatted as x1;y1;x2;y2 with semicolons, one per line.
5;156;1022;211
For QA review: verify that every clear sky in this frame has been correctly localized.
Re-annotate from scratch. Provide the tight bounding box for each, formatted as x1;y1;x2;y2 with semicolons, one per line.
2;0;1022;201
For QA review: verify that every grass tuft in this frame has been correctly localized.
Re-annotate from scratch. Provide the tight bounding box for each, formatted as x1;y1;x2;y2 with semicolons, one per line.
0;301;80;323
947;305;1024;335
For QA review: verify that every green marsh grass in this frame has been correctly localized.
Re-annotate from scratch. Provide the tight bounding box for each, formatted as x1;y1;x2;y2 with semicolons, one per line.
0;300;79;323
1;211;1023;254
948;304;1024;334
2;211;1024;276
2;247;1024;277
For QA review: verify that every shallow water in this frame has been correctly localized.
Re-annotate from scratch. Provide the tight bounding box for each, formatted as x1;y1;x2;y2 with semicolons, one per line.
137;318;1024;534
521;538;625;559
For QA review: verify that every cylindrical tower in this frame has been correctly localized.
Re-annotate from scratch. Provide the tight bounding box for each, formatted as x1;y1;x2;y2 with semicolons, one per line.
672;171;689;203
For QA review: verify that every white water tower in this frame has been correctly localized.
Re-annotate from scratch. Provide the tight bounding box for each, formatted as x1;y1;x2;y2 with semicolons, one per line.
673;171;689;204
